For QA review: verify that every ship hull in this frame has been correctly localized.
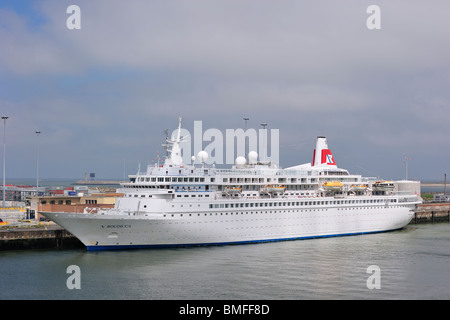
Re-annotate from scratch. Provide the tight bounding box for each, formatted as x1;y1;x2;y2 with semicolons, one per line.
40;203;416;251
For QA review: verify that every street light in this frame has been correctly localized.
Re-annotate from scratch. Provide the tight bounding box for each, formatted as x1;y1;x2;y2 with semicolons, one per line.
36;131;41;189
2;116;8;207
243;118;249;159
260;123;267;162
243;117;249;130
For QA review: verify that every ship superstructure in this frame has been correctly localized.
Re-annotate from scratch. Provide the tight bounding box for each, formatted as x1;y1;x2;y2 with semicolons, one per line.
41;118;422;250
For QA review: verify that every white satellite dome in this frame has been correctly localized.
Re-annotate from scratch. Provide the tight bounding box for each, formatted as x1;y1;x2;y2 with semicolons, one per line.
235;156;246;167
248;151;258;164
197;151;208;163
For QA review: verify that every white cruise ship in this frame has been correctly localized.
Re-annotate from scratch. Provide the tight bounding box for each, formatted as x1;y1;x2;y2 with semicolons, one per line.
40;119;422;250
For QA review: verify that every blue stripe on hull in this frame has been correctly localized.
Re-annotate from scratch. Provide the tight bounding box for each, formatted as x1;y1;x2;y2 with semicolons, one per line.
85;228;402;251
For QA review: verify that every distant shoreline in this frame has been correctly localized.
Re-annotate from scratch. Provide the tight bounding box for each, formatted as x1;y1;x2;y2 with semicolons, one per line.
72;180;123;185
421;183;448;187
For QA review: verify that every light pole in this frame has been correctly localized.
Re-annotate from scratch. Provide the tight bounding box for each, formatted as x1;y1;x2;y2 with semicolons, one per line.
243;118;249;159
2;116;8;207
403;153;411;180
36;131;41;189
261;123;267;162
243;117;249;130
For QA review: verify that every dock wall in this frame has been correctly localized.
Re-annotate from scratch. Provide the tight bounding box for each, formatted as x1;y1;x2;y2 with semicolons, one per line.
411;203;450;224
0;227;83;250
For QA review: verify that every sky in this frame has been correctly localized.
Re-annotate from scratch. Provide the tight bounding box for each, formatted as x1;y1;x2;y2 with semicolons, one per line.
0;0;449;182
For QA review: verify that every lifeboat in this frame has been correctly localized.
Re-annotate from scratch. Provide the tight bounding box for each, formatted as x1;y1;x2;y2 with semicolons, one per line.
224;186;242;194
265;185;286;193
373;181;395;191
323;181;343;191
351;184;368;192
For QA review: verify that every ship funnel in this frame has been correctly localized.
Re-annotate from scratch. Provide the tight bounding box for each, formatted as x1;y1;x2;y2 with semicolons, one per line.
312;136;337;167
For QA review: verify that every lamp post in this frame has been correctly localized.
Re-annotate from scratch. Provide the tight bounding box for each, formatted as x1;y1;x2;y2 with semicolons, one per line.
243;117;249;130
260;123;267;162
36;131;41;189
243;118;249;159
2;116;8;207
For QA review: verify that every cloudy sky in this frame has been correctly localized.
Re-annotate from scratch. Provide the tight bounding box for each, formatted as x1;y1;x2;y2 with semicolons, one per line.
0;0;449;181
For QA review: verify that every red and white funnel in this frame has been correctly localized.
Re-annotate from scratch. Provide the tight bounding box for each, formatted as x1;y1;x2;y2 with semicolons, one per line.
312;136;337;167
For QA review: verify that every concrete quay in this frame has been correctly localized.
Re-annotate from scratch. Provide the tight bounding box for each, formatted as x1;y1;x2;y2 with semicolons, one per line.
411;203;450;224
0;225;83;250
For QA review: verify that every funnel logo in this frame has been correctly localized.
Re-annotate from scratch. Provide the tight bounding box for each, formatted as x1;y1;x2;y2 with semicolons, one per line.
321;150;336;165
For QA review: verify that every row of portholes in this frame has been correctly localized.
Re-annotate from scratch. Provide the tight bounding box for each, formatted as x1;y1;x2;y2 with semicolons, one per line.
163;209;331;218
162;205;407;218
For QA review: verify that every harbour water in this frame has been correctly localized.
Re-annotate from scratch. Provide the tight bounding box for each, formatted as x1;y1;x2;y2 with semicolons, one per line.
1;223;450;300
